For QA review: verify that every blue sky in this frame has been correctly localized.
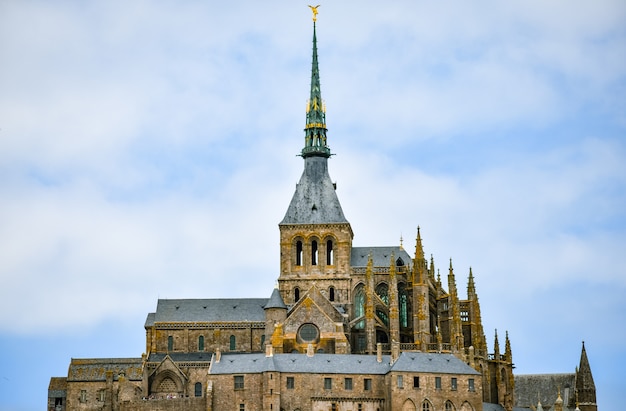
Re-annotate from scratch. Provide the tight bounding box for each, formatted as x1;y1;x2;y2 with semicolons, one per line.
1;1;625;410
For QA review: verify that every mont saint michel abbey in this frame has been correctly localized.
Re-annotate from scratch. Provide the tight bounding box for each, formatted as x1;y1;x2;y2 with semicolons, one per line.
49;11;597;411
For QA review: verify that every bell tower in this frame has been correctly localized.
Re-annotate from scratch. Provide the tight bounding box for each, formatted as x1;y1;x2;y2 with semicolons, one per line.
278;9;353;309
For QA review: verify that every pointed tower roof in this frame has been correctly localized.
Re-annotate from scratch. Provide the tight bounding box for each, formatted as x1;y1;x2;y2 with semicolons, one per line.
301;14;330;159
264;287;287;310
575;341;597;405
280;11;349;226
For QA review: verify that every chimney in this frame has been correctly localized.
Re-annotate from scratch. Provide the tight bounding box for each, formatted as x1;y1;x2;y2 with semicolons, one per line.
376;343;382;363
391;341;400;365
215;347;221;363
306;343;314;357
266;344;274;358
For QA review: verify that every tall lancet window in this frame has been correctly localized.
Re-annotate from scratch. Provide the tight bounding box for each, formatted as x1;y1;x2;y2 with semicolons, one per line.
354;285;365;329
326;240;334;265
399;283;410;328
311;240;318;265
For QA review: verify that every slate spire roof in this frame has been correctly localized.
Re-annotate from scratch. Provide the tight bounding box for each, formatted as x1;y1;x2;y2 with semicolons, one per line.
280;16;349;226
264;287;287;310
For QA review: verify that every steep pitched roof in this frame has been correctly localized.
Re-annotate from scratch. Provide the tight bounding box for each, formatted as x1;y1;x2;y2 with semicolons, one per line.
264;288;287;310
153;298;267;323
280;157;348;225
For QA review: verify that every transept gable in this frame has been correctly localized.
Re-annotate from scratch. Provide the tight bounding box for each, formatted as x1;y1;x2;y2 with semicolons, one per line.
148;354;187;381
284;286;343;334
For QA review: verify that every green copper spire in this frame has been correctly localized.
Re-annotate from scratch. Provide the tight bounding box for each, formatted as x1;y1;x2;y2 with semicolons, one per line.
302;17;331;158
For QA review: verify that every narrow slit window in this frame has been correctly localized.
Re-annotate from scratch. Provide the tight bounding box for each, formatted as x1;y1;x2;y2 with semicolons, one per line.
296;241;303;266
326;240;333;265
311;240;318;265
329;286;335;302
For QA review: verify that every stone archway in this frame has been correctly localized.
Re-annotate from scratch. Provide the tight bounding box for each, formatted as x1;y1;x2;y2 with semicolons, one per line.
402;399;416;411
150;370;184;398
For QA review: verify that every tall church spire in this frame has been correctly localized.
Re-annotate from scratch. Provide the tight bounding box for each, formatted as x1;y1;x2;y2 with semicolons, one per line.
302;13;330;158
280;8;348;226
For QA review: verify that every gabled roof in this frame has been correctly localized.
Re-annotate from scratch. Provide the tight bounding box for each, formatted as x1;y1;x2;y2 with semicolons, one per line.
68;358;143;382
390;352;480;375
153;298;267;323
210;352;479;376
514;373;576;409
351;246;413;267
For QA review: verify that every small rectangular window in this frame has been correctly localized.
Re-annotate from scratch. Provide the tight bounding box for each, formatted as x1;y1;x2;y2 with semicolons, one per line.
451;377;457;391
234;375;244;390
324;377;332;390
364;378;372;391
468;378;475;392
435;376;442;389
413;376;420;388
239;404;245;411
286;377;295;389
345;377;353;390
397;375;403;388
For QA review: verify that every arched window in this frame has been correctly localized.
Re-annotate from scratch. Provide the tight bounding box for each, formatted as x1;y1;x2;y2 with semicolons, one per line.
376;283;389;305
354;285;365;329
422;400;432;411
329;286;335;302
167;335;173;351
296;241;303;266
230;335;236;351
311;240;318;265
198;335;204;351
326;240;334;265
445;400;456;411
294;287;300;302
195;382;202;397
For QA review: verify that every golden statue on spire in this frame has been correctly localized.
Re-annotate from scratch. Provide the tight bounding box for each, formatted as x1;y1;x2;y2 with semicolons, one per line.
308;5;320;22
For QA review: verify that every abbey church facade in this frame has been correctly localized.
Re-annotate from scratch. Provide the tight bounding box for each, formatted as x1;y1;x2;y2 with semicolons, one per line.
48;13;597;411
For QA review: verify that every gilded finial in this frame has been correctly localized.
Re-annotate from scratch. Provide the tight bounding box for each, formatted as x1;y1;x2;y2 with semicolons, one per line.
308;5;320;22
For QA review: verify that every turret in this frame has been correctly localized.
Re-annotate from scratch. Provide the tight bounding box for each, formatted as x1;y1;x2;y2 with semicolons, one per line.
575;341;597;411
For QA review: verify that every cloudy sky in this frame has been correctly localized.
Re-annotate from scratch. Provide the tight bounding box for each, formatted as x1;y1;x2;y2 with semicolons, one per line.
1;1;624;409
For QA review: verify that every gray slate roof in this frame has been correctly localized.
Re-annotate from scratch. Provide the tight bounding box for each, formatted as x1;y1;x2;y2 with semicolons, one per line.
514;373;575;409
351;246;413;267
210;352;478;376
153;298;268;323
148;353;213;363
68;358;143;382
390;352;480;375
280;157;348;225
264;288;287;309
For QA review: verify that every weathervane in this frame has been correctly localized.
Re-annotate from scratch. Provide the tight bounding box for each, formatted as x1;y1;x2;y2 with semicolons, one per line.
308;4;320;22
